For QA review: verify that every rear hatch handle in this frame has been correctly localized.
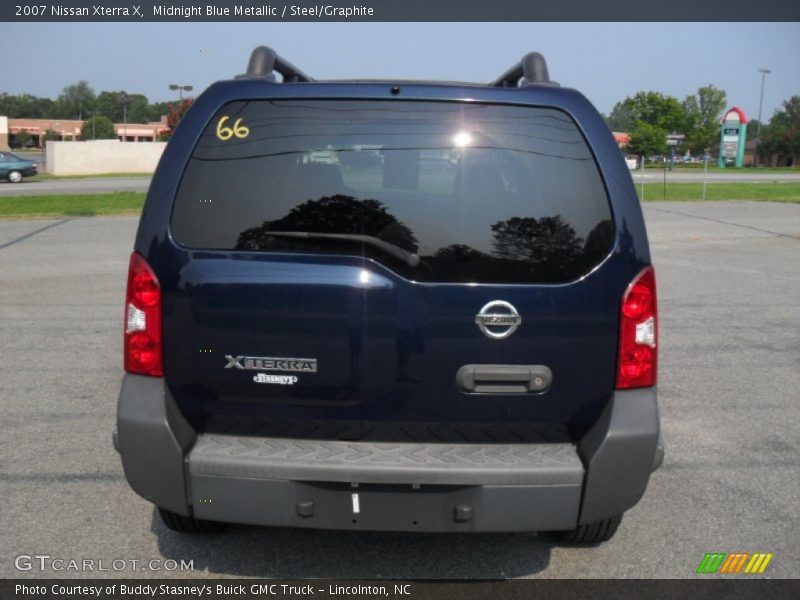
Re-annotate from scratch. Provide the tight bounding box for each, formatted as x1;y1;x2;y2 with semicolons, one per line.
262;231;420;267
456;364;552;394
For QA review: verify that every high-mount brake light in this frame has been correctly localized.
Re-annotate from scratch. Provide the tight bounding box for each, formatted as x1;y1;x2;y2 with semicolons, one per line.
616;266;657;389
124;252;163;376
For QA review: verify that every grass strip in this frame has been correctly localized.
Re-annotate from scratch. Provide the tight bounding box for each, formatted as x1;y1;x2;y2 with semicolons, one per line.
638;182;800;202
29;172;153;180
0;192;146;218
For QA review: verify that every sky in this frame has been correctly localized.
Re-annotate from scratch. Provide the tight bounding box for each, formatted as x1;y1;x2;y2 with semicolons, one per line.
1;22;798;121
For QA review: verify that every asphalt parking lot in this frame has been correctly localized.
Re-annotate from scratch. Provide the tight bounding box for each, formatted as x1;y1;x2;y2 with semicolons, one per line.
0;201;798;579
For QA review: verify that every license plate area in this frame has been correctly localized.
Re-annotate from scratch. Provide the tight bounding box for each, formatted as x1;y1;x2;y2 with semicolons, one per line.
301;482;459;530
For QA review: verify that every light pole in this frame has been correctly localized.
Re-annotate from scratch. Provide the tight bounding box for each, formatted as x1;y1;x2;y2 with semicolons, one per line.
754;68;771;167
118;92;129;142
169;84;193;100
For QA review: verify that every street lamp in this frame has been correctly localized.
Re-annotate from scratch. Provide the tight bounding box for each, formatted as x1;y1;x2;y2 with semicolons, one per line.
118;92;129;142
169;84;193;100
754;68;771;167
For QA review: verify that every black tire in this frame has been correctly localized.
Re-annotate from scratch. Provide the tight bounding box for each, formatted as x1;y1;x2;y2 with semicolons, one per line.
157;507;226;534
7;170;23;183
548;514;623;544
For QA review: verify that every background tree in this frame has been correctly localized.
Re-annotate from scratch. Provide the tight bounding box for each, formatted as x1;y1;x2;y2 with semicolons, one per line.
13;130;33;148
57;81;95;120
43;129;60;143
80;115;117;140
126;94;152;123
760;96;800;162
147;101;171;123
606;91;687;133
94;91;125;122
682;85;727;154
0;94;54;118
605;102;637;132
746;119;761;142
627;122;668;157
0;87;171;123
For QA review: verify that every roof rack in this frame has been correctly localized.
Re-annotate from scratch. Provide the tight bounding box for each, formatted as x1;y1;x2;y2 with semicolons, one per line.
489;52;557;88
236;46;313;83
234;47;555;88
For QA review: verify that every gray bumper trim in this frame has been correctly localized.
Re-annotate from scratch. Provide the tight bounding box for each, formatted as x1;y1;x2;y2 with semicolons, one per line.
189;434;584;486
116;373;195;516
116;376;660;531
577;387;661;524
191;477;581;532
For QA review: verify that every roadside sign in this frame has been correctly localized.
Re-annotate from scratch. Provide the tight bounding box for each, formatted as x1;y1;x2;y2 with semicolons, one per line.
666;139;679;146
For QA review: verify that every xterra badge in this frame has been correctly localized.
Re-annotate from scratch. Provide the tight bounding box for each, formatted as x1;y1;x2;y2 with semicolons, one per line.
224;355;318;373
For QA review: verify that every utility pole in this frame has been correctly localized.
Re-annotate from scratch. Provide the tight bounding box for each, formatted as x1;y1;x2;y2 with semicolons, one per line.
118;92;129;142
754;68;771;167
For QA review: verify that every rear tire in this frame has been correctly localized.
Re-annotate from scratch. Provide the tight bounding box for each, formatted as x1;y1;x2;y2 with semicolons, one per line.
7;170;23;183
548;514;623;544
158;507;226;534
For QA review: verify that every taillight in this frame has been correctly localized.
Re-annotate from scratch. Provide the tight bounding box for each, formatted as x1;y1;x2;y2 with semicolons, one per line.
124;252;163;376
616;265;657;389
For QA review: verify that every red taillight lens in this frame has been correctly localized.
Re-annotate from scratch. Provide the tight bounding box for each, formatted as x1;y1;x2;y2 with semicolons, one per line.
124;252;163;376
616;266;657;389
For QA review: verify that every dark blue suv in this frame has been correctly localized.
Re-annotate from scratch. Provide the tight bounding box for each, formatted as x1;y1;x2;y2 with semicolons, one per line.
115;47;662;542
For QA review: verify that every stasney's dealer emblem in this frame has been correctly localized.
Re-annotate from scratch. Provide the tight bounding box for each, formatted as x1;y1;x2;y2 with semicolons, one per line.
225;355;317;373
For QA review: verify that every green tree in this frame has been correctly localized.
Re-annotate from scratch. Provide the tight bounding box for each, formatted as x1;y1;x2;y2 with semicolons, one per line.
0;94;55;118
147;101;171;123
627;122;667;157
126;94;152;124
58;81;95;120
81;115;117;140
761;96;800;161
13;130;33;148
682;85;727;154
605;102;636;132
746;119;761;142
607;91;686;134
94;91;130;122
92;91;152;124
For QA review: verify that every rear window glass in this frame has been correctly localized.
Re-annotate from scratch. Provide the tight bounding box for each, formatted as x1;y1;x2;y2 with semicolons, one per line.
171;100;613;283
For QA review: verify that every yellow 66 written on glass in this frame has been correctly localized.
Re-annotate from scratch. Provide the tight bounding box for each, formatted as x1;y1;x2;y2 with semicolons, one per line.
215;116;250;141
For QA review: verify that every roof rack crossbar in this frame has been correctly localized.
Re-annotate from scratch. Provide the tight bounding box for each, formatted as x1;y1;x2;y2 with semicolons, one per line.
236;46;313;83
490;52;552;88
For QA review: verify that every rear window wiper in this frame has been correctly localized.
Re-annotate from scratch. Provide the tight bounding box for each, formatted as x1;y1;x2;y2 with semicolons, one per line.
262;231;420;267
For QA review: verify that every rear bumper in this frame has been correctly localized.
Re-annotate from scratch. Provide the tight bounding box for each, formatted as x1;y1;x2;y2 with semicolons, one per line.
115;374;661;532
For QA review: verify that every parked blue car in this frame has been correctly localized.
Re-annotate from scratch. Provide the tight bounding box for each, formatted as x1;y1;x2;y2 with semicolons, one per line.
0;151;38;183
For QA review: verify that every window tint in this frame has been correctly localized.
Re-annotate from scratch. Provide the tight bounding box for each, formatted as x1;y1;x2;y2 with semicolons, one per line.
171;100;613;283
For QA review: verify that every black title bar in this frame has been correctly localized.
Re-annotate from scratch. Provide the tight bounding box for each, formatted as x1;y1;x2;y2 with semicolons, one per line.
3;0;800;22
